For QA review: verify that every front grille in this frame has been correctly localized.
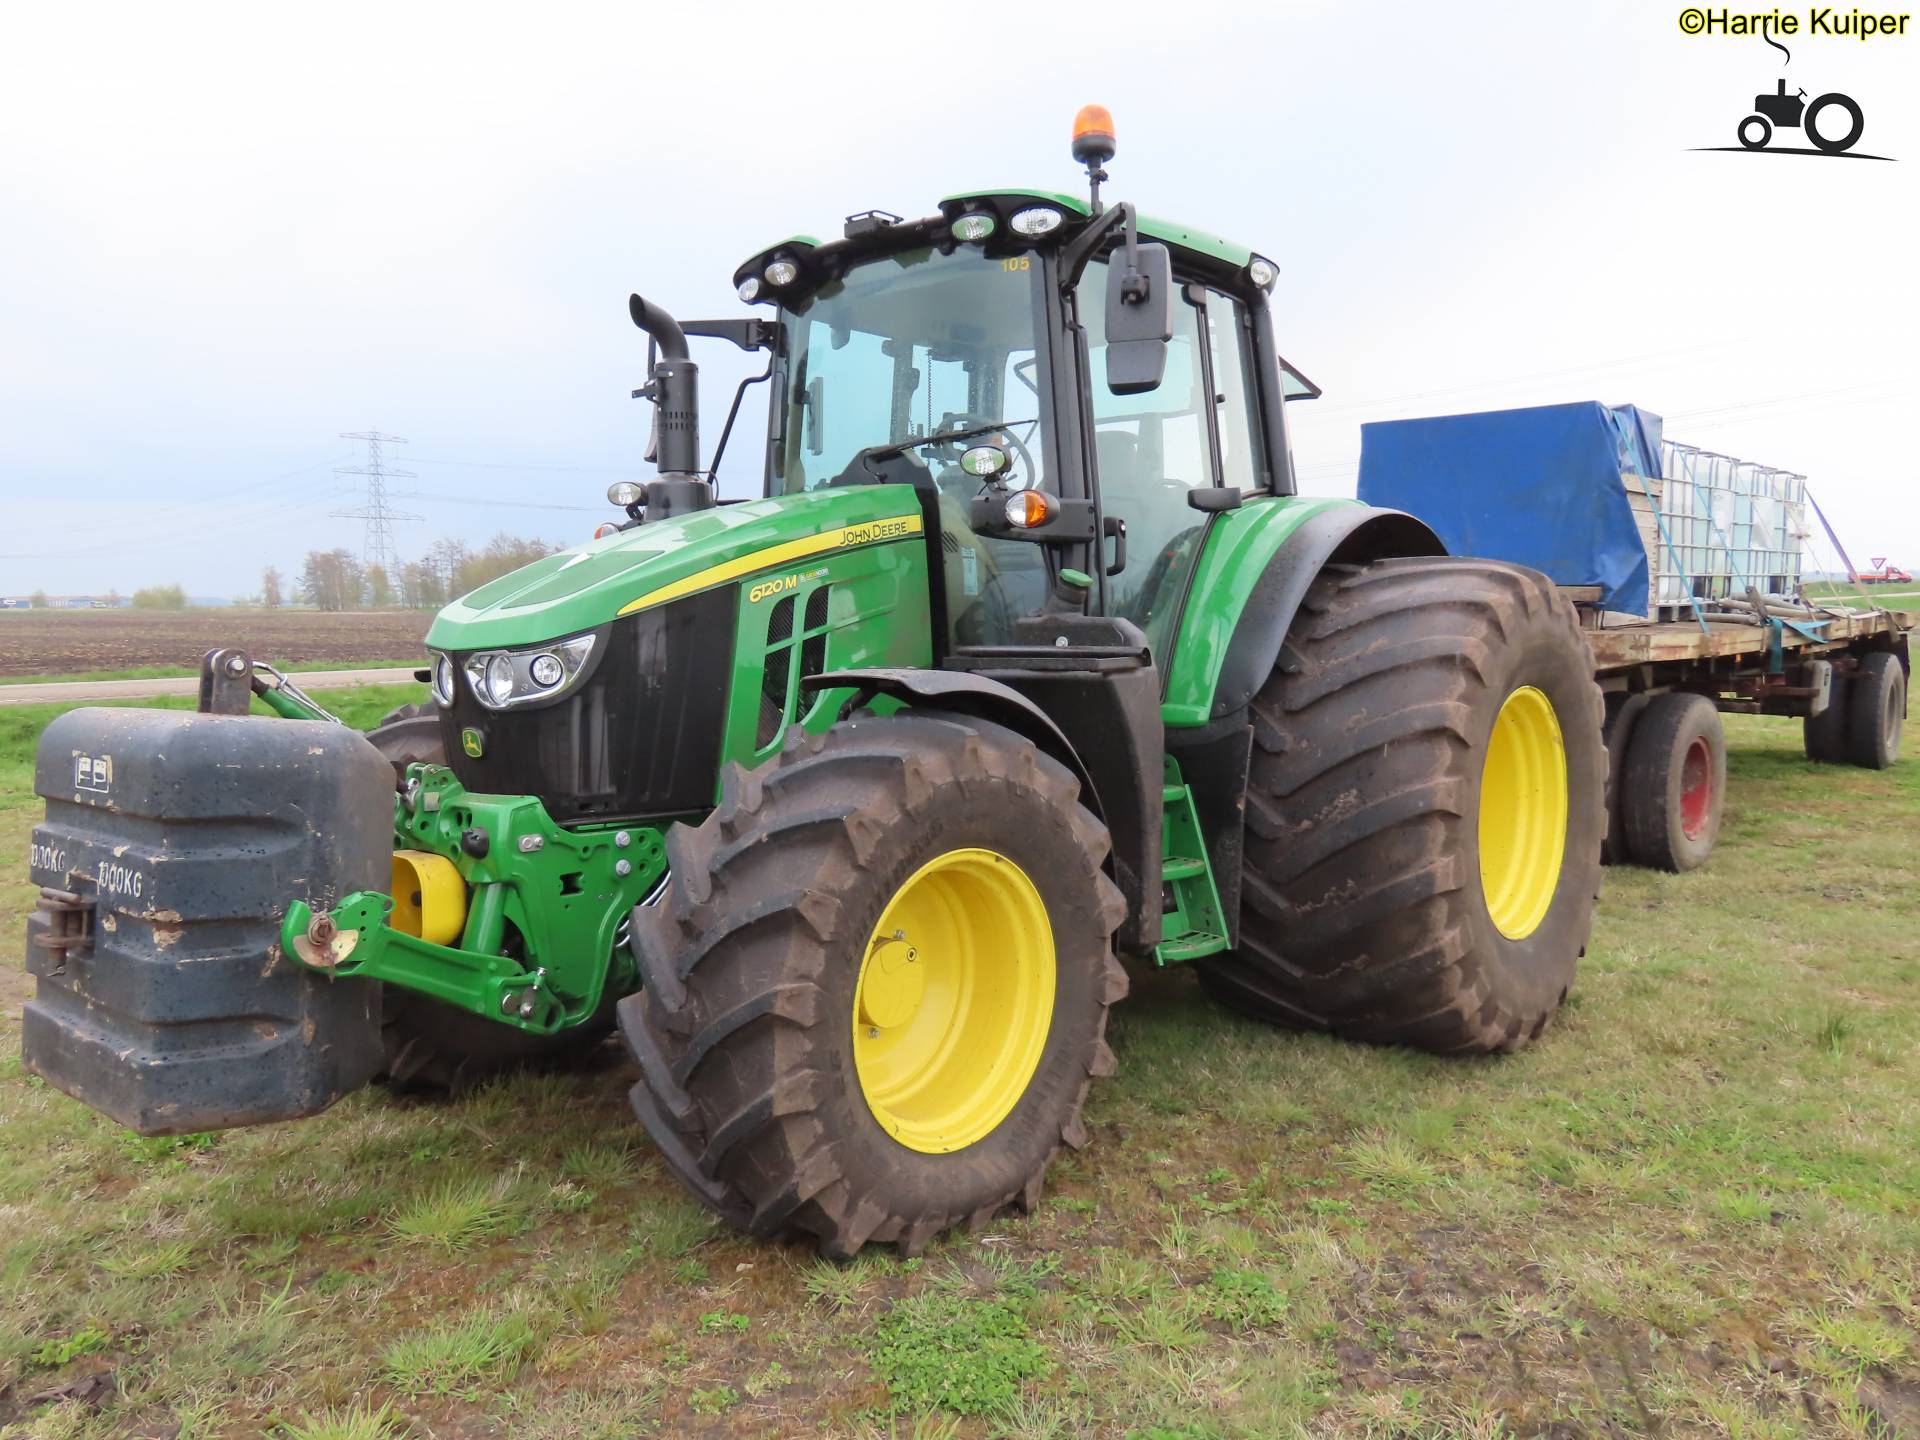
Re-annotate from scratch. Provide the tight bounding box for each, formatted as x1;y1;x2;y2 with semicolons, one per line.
439;585;738;823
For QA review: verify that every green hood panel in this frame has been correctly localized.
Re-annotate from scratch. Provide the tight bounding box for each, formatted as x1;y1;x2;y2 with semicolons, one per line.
427;486;926;651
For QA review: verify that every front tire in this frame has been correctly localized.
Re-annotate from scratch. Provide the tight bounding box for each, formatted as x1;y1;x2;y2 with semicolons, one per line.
1199;558;1606;1053
619;714;1127;1258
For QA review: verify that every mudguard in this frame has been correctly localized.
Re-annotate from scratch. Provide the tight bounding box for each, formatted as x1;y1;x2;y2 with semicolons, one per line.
1161;500;1445;727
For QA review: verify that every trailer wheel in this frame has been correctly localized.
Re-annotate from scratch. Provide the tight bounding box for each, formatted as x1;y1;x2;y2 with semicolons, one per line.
1846;652;1906;769
1601;692;1651;865
1199;557;1606;1053
365;702;614;1092
619;713;1126;1258
1804;680;1852;764
1620;693;1726;872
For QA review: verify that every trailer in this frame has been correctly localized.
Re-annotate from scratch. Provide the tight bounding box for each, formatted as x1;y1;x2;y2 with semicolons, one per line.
1360;402;1911;872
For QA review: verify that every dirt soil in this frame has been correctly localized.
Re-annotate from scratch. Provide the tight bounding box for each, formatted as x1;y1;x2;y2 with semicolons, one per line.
0;609;432;677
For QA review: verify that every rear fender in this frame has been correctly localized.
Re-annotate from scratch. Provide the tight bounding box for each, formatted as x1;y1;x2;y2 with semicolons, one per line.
1162;500;1445;727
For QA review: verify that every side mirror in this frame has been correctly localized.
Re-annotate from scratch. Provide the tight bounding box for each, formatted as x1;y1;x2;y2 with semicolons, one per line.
1104;242;1173;396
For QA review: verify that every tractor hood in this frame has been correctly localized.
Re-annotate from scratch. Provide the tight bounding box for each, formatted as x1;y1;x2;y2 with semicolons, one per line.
426;485;925;652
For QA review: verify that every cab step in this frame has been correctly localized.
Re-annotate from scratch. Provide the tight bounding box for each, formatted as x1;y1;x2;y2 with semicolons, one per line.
1154;758;1229;965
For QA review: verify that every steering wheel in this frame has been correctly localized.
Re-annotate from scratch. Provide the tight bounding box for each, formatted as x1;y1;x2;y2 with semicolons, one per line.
929;411;1040;488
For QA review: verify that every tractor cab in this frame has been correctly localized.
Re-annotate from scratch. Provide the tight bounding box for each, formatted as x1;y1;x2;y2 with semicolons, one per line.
740;196;1295;665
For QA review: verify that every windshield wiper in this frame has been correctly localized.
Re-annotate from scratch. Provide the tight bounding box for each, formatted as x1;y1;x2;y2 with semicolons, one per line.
849;418;1037;475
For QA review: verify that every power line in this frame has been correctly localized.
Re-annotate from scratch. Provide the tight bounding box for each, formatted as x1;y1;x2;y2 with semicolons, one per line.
333;431;423;574
410;455;637;476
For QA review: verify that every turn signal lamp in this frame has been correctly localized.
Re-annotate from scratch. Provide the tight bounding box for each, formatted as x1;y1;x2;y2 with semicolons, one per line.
1071;104;1116;166
1004;489;1057;529
593;522;620;539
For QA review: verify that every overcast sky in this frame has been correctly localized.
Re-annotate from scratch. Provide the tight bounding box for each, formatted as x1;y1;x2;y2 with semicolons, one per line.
2;0;1914;598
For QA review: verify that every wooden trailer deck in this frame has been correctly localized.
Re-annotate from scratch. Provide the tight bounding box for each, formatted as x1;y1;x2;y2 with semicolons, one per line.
1580;604;1911;673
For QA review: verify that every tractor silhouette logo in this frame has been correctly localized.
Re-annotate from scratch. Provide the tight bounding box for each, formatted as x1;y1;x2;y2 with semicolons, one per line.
1740;79;1862;152
1698;78;1892;161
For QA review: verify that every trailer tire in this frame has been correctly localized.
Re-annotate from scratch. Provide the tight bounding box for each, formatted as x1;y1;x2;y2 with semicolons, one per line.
1601;692;1651;866
1804;680;1852;764
618;713;1126;1259
1846;652;1905;770
365;702;615;1093
1620;693;1726;873
1199;557;1606;1053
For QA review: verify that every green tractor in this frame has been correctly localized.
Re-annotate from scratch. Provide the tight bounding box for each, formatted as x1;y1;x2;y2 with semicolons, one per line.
24;110;1605;1258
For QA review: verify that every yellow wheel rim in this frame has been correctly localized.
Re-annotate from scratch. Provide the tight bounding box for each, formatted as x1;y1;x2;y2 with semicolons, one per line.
852;848;1054;1154
1479;686;1568;941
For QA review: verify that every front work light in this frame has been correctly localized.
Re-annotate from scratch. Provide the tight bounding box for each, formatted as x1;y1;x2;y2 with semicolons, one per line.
764;259;799;287
737;277;762;303
960;444;1009;478
608;480;644;507
1247;255;1278;290
1010;206;1064;237
950;213;997;243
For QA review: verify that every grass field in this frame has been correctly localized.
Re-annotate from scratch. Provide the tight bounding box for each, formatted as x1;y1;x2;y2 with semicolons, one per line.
0;692;1914;1438
1802;584;1920;614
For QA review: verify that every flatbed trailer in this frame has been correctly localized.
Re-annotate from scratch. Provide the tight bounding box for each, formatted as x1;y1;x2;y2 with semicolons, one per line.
1354;401;1912;872
1567;591;1910;870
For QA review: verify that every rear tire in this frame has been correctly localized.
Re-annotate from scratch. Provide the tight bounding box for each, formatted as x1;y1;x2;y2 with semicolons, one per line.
1198;557;1606;1053
1620;693;1726;873
1846;652;1905;769
619;714;1127;1258
364;701;614;1093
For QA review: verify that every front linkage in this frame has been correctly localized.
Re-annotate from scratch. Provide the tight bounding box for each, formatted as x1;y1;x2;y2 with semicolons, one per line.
281;761;663;1034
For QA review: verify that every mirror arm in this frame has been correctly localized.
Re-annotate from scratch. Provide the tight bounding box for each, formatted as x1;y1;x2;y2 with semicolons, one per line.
706;355;775;485
1059;202;1133;291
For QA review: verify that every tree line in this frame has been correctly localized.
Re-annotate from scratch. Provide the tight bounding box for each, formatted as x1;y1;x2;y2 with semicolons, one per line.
265;535;561;612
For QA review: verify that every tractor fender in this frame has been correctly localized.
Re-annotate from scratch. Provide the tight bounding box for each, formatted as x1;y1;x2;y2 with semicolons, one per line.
1200;506;1445;723
804;667;1098;813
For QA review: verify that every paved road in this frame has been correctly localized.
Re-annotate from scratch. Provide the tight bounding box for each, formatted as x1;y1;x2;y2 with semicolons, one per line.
0;668;421;707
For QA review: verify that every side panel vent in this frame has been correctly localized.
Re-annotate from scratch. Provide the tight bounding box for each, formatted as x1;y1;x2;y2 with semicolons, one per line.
800;585;832;683
756;595;798;749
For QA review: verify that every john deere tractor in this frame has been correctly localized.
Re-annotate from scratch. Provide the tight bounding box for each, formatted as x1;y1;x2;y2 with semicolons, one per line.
24;110;1604;1258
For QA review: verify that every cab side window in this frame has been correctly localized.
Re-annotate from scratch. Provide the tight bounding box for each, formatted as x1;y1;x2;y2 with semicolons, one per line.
1077;265;1267;657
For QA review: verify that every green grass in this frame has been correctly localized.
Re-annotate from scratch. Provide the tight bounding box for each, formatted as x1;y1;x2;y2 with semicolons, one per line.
1802;580;1920;611
0;700;1914;1434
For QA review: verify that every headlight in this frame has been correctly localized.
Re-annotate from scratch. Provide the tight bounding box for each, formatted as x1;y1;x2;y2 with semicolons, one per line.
431;652;455;707
459;632;599;711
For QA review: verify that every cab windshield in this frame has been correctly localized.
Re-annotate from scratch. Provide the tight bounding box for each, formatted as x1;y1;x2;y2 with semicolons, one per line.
772;247;1052;495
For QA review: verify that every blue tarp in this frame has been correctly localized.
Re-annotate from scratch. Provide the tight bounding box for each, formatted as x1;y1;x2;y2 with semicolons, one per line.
1357;401;1659;616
